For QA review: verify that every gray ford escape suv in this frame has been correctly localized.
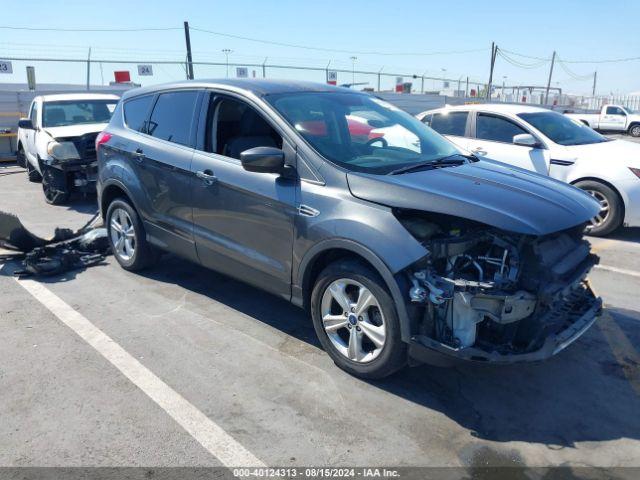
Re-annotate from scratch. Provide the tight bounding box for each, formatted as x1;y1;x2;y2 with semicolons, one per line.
97;79;602;378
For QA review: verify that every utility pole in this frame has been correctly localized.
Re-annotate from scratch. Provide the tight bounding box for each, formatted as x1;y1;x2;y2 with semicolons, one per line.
184;21;194;80
487;42;497;99
262;57;267;78
350;56;357;85
544;51;556;105
86;47;91;91
592;70;597;96
222;49;233;77
465;76;469;97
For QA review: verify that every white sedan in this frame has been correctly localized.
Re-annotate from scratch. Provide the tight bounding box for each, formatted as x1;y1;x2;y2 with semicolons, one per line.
417;104;640;236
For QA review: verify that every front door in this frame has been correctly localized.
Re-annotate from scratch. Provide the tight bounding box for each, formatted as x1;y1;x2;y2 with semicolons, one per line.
470;112;550;175
190;93;297;300
600;106;627;130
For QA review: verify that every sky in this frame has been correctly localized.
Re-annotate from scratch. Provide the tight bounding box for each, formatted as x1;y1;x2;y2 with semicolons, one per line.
0;0;639;95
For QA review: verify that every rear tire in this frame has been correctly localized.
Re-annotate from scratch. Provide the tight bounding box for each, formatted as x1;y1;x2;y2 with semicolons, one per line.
575;180;623;237
310;259;407;379
106;198;159;271
16;146;26;168
629;124;640;138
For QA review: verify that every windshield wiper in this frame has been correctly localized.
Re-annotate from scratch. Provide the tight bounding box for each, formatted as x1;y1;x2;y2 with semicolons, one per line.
388;154;468;175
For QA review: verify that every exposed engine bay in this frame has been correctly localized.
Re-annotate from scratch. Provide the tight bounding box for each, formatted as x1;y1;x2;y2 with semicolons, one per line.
397;210;602;361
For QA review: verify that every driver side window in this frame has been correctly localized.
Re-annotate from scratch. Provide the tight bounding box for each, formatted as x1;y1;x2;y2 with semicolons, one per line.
206;96;282;160
606;106;625;116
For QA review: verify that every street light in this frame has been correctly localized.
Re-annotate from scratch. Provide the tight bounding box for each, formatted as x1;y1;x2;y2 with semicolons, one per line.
502;75;507;100
350;56;357;86
441;68;447;90
222;49;233;78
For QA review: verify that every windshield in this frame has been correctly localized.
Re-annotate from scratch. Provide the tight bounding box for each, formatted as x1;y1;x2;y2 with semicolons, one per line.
518;111;608;146
42;100;117;128
266;92;460;174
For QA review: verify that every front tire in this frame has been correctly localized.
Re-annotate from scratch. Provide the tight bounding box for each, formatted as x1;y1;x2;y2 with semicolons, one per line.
310;259;407;379
16;146;26;168
106;198;159;271
42;168;70;205
629;124;640;138
27;162;41;182
575;180;623;236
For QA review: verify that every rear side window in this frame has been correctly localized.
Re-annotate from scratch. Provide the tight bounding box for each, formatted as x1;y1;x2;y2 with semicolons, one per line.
429;112;468;136
147;91;199;146
124;95;154;132
476;113;527;143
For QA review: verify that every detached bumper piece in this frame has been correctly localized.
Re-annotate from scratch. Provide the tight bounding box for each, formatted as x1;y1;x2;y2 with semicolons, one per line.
409;281;601;364
0;210;110;277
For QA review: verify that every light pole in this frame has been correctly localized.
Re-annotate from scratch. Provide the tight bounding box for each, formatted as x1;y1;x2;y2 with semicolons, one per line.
441;68;447;91
502;75;507;100
222;49;233;78
350;56;357;86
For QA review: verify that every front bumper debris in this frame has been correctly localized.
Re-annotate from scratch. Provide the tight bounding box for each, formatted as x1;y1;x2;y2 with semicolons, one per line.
408;281;602;365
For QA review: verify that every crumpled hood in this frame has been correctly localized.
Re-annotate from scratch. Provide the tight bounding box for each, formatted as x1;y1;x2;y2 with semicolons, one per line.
347;160;601;236
561;139;640;167
44;123;108;140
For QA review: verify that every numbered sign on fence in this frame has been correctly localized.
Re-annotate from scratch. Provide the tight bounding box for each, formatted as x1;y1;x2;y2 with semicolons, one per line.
137;65;154;76
0;60;13;74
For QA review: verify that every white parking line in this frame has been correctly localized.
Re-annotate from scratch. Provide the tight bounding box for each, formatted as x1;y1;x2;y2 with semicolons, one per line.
15;277;265;468
594;264;640;279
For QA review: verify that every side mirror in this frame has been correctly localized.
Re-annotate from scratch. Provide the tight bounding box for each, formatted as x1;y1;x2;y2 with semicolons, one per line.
513;133;540;148
240;146;285;174
18;118;34;130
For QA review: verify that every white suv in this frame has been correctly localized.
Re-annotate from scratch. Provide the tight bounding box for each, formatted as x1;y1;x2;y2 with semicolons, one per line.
17;93;119;204
417;104;640;236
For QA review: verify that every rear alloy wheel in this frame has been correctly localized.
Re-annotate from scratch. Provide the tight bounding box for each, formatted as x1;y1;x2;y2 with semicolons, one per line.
311;260;406;378
106;198;159;271
576;180;623;236
629;124;640;138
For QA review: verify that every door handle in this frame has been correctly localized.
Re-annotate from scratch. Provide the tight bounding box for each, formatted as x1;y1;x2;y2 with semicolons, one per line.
473;148;487;156
196;169;217;185
133;148;145;163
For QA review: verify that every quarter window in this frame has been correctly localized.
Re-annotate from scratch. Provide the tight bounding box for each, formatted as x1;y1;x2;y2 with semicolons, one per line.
476;113;527;143
147;91;199;146
124;95;154;133
429;112;468;136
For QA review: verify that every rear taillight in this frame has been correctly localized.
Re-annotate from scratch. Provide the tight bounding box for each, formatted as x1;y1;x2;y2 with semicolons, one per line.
95;131;112;151
630;167;640;179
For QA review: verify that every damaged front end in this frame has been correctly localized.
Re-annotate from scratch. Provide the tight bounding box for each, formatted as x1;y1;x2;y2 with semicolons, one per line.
398;210;602;364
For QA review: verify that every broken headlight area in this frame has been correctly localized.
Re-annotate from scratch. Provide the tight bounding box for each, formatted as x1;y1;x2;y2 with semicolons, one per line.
396;210;601;360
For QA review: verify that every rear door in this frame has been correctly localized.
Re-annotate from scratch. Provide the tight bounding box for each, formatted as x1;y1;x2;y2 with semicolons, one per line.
470;112;550;175
600;106;627;130
122;89;202;262
189;92;297;299
421;110;470;151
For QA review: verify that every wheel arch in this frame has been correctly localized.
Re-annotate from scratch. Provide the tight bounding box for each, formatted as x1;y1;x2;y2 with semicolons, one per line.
570;176;626;220
100;180;138;220
296;239;414;343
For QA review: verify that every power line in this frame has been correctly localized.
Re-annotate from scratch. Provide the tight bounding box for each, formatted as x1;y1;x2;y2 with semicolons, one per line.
0;25;181;32
190;26;488;57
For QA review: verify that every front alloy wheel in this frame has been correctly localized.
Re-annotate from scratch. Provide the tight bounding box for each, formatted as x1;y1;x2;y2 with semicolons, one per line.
585;189;610;230
320;279;387;363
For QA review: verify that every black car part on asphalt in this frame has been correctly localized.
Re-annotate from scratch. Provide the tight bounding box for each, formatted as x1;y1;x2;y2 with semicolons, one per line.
0;210;110;277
